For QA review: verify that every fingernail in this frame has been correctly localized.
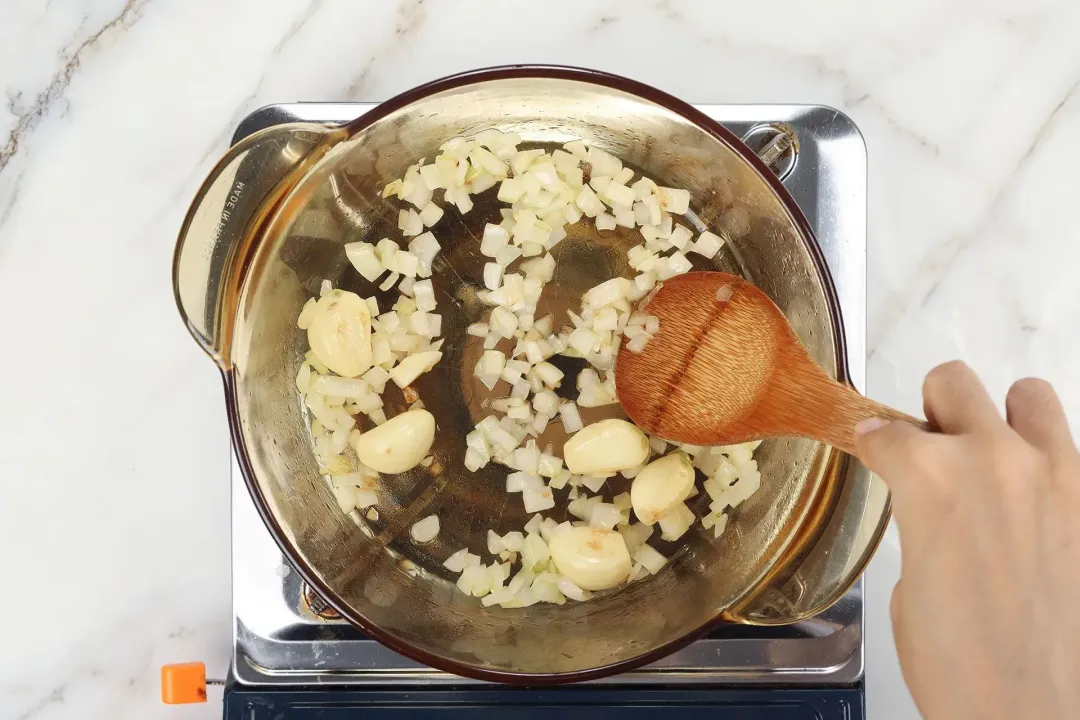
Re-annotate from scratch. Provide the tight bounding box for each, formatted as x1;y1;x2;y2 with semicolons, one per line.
854;417;890;435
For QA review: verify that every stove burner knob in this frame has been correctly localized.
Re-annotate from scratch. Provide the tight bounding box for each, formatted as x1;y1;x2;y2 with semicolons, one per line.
160;662;224;704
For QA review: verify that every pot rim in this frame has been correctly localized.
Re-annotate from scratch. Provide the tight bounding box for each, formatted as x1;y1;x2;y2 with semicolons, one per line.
224;64;851;684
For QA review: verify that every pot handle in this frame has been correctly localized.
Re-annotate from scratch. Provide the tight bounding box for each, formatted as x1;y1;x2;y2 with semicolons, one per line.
172;122;344;368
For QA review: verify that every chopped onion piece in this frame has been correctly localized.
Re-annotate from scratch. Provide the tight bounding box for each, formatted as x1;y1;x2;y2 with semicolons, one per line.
575;186;606;217
408;232;440;273
508;404;532;421
633;544;668;574
490;306;519;338
589;503;623;530
563;140;588;158
379;272;401;291
481;223;510;257
444;548;470;573
484;421;521;454
478;349;506;377
657;187;691;214
532;362;564;388
667;251;693;275
691;230;725;259
389;351;442;388
567;327;601;356
618;522;653;556
523;486;556;513
344;242;384;282
510;379;531;399
579;475;607;493
398;208;423;236
643;195;662;226
485;530;505;555
412;279;436;312
584;278;632;309
605;183;635;208
554;575;591;602
634;271;657;295
514;443;541;473
501;530;525;552
523;514;544;535
559;401;583;433
657;502;695;541
587;146;622;175
354;487;379;509
626;334;651;354
668;224;693;251
483;262;503;291
418;202;444;227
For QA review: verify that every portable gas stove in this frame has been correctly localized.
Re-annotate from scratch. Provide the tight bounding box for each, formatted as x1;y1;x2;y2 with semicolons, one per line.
219;102;868;718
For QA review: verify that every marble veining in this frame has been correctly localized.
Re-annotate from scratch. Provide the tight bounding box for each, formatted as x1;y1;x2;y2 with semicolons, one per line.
3;0;1079;717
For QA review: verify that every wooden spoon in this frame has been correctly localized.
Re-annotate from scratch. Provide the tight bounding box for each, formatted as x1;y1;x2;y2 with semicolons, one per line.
615;271;925;455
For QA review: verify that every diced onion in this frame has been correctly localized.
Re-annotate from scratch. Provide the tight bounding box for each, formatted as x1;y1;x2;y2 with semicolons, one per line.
502;530;525;552
657;187;690;214
379;272;401;291
589;503;622;530
398;208;423;236
595;212;616;231
691;230;725;259
632;543;668;574
314;130;758;611
555;575;592;602
626;334;651;354
413;279;436;312
444;548;470;572
389;350;442;388
483;262;503;291
523;486;556;513
344;242;384;282
559;401;583;433
657;502;695;541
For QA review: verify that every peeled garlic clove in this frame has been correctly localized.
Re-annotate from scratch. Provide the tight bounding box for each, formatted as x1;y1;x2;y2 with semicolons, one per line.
563;419;649;476
548;526;631;591
630;452;696;525
352;409;435;474
331;483;359;513
307;290;373;378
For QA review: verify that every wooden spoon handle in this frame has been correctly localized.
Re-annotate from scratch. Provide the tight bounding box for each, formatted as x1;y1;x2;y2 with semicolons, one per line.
820;382;930;455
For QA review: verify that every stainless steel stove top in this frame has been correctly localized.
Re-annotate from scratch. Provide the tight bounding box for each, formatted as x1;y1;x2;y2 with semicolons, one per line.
229;103;867;688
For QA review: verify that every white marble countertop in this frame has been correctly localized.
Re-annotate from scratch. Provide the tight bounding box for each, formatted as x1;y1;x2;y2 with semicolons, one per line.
3;0;1079;717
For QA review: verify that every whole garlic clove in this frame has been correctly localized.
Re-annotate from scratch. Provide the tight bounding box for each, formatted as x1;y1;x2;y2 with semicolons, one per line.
352;409;435;474
548;526;632;591
563;419;649;476
630;452;696;525
307;290;373;378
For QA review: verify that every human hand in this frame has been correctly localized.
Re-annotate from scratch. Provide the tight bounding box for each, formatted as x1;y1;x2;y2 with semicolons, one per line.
854;361;1080;720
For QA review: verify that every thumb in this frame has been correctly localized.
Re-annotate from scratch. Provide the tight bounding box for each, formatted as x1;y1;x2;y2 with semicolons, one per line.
853;417;926;486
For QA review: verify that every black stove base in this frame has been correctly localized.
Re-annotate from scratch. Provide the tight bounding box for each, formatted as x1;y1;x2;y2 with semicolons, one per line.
224;683;864;718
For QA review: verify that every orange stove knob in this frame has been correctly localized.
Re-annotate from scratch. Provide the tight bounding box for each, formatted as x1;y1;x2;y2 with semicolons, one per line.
160;662;208;704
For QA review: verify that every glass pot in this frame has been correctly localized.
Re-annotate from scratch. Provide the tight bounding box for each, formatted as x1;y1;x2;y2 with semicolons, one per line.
173;66;888;683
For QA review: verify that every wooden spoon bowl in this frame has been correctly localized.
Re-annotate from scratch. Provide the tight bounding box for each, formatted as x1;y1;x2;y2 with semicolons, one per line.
615;272;922;454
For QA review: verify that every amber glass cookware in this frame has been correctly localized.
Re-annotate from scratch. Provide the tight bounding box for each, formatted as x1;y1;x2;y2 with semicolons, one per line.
172;66;888;683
